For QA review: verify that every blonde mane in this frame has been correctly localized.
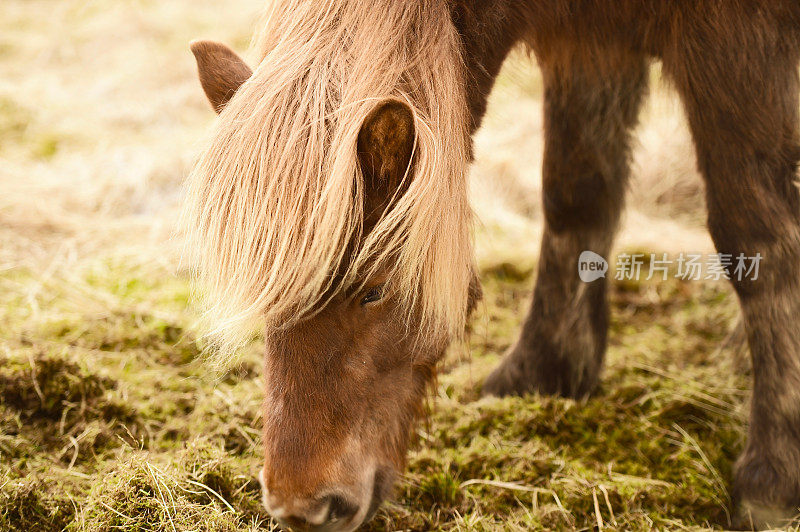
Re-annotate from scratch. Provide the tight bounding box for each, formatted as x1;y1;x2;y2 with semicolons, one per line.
183;0;473;360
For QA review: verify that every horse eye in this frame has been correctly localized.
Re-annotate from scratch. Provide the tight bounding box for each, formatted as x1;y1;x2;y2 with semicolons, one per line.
360;285;383;306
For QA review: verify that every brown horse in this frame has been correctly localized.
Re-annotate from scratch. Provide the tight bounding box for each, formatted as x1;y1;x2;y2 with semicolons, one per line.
185;1;800;529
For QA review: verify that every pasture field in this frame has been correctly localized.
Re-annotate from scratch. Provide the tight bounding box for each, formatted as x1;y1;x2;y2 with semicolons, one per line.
0;0;786;530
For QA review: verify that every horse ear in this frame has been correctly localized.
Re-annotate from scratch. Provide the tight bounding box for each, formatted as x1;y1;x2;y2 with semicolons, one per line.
190;40;253;113
357;100;416;223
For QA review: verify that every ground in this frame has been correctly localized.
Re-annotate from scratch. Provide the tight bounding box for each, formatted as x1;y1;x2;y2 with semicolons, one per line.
0;258;752;530
0;1;794;531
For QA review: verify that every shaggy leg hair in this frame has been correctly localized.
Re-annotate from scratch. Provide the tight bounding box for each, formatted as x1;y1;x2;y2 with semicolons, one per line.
663;10;800;528
483;47;649;398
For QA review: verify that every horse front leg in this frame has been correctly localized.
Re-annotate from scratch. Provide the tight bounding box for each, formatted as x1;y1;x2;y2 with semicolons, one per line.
483;49;648;398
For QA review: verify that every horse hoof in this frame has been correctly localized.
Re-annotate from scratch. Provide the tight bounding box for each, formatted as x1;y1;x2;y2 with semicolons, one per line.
732;500;799;530
481;354;530;398
481;344;599;400
732;453;800;530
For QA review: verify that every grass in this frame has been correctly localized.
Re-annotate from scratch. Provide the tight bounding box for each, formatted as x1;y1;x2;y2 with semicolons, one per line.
1;261;269;531
1;254;774;531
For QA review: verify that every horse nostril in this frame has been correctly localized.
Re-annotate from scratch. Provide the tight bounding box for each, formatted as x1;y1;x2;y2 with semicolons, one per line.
325;493;359;523
280;493;360;530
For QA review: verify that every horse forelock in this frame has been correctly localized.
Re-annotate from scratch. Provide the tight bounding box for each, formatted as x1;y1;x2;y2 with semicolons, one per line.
183;0;474;365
